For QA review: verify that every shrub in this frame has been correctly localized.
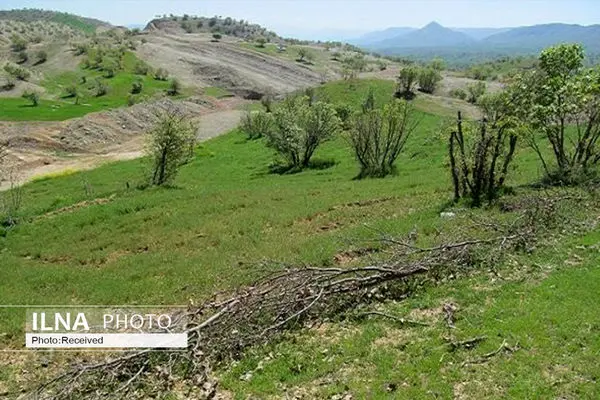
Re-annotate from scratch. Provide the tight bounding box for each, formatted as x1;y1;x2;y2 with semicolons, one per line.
127;94;137;106
418;67;442;94
4;63;30;81
64;84;78;98
131;79;143;94
22;90;40;106
396;66;419;99
334;103;353;130
266;96;340;170
240;111;274;139
297;48;314;63
93;78;108;97
181;22;193;34
101;57;119;78
153;68;169;81
134;60;150;75
430;58;446;71
466;81;486;103
34;50;47;65
15;51;28;64
10;34;27;52
166;78;181;96
212;33;222;41
260;94;273;113
348;98;418;178
449;88;467;100
448;93;519;206
147;107;197;186
256;38;266;48
1;76;15;91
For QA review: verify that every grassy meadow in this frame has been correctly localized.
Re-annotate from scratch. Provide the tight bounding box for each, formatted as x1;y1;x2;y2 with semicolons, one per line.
0;78;598;398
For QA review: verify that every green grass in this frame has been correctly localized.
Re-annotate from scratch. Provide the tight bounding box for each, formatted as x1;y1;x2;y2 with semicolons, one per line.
203;86;233;98
0;52;187;121
0;78;596;397
221;231;600;398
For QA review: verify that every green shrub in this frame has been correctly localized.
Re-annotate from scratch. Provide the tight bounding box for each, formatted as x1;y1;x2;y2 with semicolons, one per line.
418;67;442;94
240;111;274;139
134;60;150;75
266;96;340;170
15;51;28;64
93;78;108;97
101;56;119;78
449;88;467;100
466;81;487;104
64;84;78;98
131;79;143;94
10;34;27;52
22;90;39;106
166;78;181;96
153;68;169;81
396;66;419;99
212;33;222;41
4;63;30;81
34;50;47;65
334;103;353;130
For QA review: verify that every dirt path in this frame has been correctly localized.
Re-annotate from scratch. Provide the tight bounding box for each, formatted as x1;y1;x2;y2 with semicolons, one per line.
0;107;244;191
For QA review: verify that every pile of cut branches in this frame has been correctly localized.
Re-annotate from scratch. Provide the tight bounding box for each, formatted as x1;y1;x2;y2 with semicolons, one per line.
23;192;591;399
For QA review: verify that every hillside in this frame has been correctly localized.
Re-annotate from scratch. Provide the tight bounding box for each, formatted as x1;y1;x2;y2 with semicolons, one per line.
371;21;475;48
0;9;109;33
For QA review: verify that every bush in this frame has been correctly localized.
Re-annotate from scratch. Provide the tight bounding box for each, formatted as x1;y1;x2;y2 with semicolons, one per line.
418;67;442;94
10;34;27;52
22;90;40;106
466;81;486;103
4;63;30;81
166;78;181;96
449;88;467;100
34;50;47;65
396;66;419;99
93;78;108;97
256;38;266;48
1;76;15;91
266;96;340;170
448;93;518;206
297;48;314;63
131;79;143;94
101;57;119;78
64;84;78;98
153;68;169;81
348;98;418;178
147;107;197;186
260;94;273;113
334;103;353;130
15;51;28;64
127;94;137;106
240;111;274;139
134;60;150;75
212;33;222;41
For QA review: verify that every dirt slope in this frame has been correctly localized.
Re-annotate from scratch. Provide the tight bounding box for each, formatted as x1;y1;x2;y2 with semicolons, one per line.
136;31;322;97
0;97;245;190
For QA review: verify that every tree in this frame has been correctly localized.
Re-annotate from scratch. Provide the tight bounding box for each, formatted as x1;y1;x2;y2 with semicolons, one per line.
101;57;119;78
341;54;367;80
147;107;197;186
153;68;169;81
93;78;108;97
4;63;30;81
396;66;419;99
22;90;40;106
297;48;312;62
167;78;181;96
466;81;486;103
15;51;28;64
131;79;143;94
418;67;442;94
212;33;222;41
512;43;600;183
34;50;47;65
430;58;446;71
240;111;274;140
349;97;419;178
266;96;340;170
256;38;267;48
134;60;150;75
448;92;519;206
10;34;27;52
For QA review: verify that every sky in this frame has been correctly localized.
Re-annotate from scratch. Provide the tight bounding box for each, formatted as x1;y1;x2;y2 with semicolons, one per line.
2;0;600;40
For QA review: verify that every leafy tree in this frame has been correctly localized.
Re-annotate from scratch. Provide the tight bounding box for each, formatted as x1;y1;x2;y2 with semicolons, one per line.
15;51;28;64
449;88;467;100
131;79;143;94
64;84;78;98
101;56;119;78
93;78;108;97
10;34;27;52
22;90;39;106
466;81;486;103
4;63;30;81
134;60;150;75
34;50;47;65
349;97;419;178
240;111;275;140
147;107;197;186
512;43;600;183
448;92;519;206
297;48;312;62
396;66;419;99
266;96;340;169
430;58;446;71
212;33;222;41
256;38;267;48
418;67;442;94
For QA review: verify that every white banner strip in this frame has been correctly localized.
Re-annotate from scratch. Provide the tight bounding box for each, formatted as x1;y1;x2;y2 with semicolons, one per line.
26;333;188;348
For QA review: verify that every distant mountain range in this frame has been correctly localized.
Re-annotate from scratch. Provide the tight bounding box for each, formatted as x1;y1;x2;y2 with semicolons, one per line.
350;21;600;60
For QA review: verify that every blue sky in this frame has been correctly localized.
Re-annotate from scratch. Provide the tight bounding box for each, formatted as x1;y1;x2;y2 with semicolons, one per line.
2;0;599;39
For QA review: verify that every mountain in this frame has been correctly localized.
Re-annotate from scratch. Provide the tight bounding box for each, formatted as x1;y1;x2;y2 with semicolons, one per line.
350;27;416;46
454;27;511;40
483;23;600;51
373;21;475;48
0;8;109;33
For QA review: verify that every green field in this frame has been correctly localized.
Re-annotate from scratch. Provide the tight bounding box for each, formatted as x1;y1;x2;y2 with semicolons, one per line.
0;52;187;121
0;78;598;397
